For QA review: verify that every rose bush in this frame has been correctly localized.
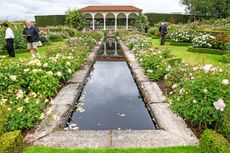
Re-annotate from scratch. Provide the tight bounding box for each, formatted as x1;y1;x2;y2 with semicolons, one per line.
211;34;230;50
120;32;230;140
170;30;197;43
0;30;102;131
192;34;216;48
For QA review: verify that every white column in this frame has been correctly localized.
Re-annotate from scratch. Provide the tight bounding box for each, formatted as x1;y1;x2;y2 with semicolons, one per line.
114;42;118;56
114;13;118;31
103;43;107;56
103;13;106;30
125;13;130;30
92;13;95;30
126;16;129;30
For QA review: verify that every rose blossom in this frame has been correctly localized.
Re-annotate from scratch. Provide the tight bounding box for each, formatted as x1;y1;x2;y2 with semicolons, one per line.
203;64;212;73
213;99;226;111
222;79;229;85
10;75;17;81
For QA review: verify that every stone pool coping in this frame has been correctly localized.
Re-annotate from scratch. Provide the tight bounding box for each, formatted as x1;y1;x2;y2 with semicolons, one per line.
25;37;199;148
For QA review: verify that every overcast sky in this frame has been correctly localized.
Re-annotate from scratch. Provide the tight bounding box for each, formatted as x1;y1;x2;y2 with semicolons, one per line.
0;0;186;21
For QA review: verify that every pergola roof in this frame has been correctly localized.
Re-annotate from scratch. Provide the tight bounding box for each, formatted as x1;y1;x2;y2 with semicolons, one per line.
80;5;142;12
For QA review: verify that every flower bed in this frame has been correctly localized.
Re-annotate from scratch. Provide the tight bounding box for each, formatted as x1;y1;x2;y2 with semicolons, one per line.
0;31;102;132
170;30;197;43
119;31;230;141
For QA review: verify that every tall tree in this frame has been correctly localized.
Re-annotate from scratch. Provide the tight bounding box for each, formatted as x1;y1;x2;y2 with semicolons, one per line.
180;0;230;18
135;13;149;32
65;9;85;30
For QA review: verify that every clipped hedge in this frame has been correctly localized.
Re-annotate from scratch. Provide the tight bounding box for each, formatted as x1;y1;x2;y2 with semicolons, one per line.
221;54;230;63
0;107;8;136
200;129;230;153
145;13;191;26
0;131;23;153
196;30;230;37
188;46;226;55
35;15;66;27
166;57;182;66
170;42;192;46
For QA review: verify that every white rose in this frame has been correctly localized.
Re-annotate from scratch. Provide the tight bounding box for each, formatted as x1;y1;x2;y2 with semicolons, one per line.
43;63;48;67
56;72;62;77
203;64;212;73
10;75;17;81
222;79;229;85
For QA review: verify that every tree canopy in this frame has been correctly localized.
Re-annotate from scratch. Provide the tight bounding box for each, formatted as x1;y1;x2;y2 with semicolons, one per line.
65;9;85;30
135;13;149;32
180;0;230;18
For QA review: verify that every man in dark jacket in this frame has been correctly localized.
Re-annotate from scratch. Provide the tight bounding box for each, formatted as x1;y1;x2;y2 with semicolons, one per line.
23;20;40;59
159;22;167;45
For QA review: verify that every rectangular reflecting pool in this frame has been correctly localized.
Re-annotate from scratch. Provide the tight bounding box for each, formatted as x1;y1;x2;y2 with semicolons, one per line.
67;37;156;130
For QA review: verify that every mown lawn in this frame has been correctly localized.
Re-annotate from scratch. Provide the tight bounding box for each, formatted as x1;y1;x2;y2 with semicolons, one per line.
24;146;200;153
151;39;223;66
0;42;65;60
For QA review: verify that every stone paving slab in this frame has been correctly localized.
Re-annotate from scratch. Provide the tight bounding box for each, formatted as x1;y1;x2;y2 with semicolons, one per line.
132;68;149;82
25;105;71;143
139;81;166;103
33;130;196;148
67;69;90;85
34;131;110;148
112;130;189;148
150;103;197;144
50;83;81;106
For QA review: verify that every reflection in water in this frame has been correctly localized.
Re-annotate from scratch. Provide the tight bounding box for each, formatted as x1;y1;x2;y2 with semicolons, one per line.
67;37;155;130
98;37;124;58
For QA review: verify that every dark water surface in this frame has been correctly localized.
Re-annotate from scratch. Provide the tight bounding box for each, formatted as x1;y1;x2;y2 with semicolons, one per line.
68;37;155;130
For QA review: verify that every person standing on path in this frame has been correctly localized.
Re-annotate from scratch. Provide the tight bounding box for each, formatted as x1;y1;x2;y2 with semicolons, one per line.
2;23;15;58
23;20;40;59
159;22;168;46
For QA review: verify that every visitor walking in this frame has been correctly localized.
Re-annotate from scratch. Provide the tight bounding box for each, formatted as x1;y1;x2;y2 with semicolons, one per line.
159;22;167;46
2;23;15;58
23;20;40;59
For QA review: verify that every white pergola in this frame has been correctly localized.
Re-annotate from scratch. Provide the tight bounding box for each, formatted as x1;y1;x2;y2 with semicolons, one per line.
80;6;142;31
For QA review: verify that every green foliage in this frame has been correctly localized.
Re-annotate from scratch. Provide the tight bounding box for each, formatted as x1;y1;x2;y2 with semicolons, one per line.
145;13;191;26
200;129;230;153
122;34;153;50
139;50;168;81
167;64;230;132
0;30;102;131
135;13;149;32
170;30;197;43
192;34;215;48
48;32;63;42
148;27;160;37
0;107;8;136
180;0;230;18
212;34;230;50
65;9;85;30
166;57;182;66
0;130;23;153
35;15;66;27
188;46;226;55
221;54;230;63
100;30;108;37
170;42;192;46
114;29;131;38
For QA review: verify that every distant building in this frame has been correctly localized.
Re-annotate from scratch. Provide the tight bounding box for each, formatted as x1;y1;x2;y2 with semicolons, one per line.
80;5;142;31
